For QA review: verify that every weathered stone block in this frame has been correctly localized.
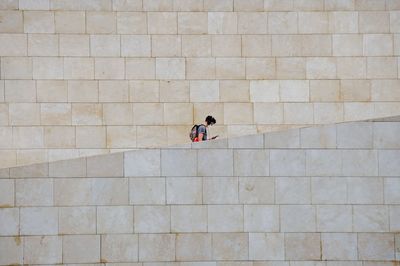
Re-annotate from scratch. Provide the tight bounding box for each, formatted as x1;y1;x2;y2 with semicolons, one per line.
0;237;22;265
101;234;138;262
285;233;321;260
347;177;383;204
249;233;284;260
124;149;161;176
244;205;279;232
171;205;207;232
353;205;389;232
239;177;274;204
299;12;328;33
358;233;395;260
92;178;128;205
59;207;95;234
204;177;238;204
0;208;18;235
16;179;53;206
139;234;175;261
281;205;316;232
212;233;248;260
176;233;212;261
238;12;268;34
63;235;100;263
59;34;89;56
24;236;62;264
86;11;116;33
317;205;352;232
55;11;85;33
148;12;177;34
208;205;243;232
20;207;58;235
321;233;358;260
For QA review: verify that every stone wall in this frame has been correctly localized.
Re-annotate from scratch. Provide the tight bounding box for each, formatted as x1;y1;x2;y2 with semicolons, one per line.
1;0;400;167
0;117;399;264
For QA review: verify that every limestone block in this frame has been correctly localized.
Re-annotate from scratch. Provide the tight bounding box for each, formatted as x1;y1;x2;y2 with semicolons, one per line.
176;234;212;261
10;103;40;126
99;80;129;102
242;35;271;57
391;11;400;33
0;127;12;149
143;0;173;11
203;177;238;204
0;237;22;264
212;233;248;260
272;35;302;56
390;205;400;231
325;0;355;10
20;207;58;235
87;12;116;33
244;205;279;232
87;153;123;177
59;34;90;56
234;149;269;176
92;178;128;205
0;34;26;56
103;103;133;125
124;149;160;176
254;103;283;124
299;12;328;33
340;80;371;101
96;57;125;79
121;35;150;57
0;11;23;32
13;126;44;149
174;0;203;11
0;208;18;235
354;205;389;232
117;12;147;34
161;149;197;176
126;58;154;79
178;12;208;34
280;80;309;102
234;0;263;11
28;34;58;56
129;177;165;204
72;103;102;125
276;177;310;204
343;102;375;121
263;0;292;11
204;0;233;11
270;150;306;176
284;103;313;124
63;235;100;263
97;206;133;233
24;11;55;33
156;58;185;80
136;126;167;147
59;206;96;234
306;57;336;79
228;134;263;148
164;103;193;125
212;35;241;57
317;205;352;232
208;12;237;34
193;102;223;125
239;177;274;204
9;161;48;178
379;150;400;176
246;58;276;79
190;80;219;102
385;178;400;204
186;58;216;79
64;57;94;80
281;205;316;232
0;0;18;9
218;80;248;102
342;150;378;176
347;177;383;204
224;102;252;124
54;178;91;205
285;233;321;260
356;0;386;10
55;11;85;33
337;122;372;148
294;0;324;10
208;205;243;232
5;80;36;102
76;126;106;148
139;234;176;261
0;179;14;206
33;57;63;79
276;57;306;79
238;12;268;34
17;150;48;166
0;150;16;168
101;234;138;262
132;103;163;126
90;35;120;56
148;12;177;34
16;179;52;206
300;125;336;148
182;35;211;57
151;35;181;57
50;0;112;10
314;105;343;128
198;149;233;176
328;11;358;33
358;233;395;260
107;126;136;148
321;233;357;260
302;35;332;56
68;81;98;103
1;57;32;79
368;56;398;78
371;79;400;101
268;12;297;34
359;11;390;33
306;150;342;176
249;233;284;260
24;236;62;264
332;34;363;56
171;205;207;232
364;34;393;56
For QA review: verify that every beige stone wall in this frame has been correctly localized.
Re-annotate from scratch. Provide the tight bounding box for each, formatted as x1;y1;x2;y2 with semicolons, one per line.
1;0;400;167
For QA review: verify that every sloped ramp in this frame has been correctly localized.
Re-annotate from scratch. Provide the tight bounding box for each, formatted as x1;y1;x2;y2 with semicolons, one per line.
0;117;399;265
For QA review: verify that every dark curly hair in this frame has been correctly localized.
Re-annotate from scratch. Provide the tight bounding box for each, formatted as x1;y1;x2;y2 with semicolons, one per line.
205;115;216;126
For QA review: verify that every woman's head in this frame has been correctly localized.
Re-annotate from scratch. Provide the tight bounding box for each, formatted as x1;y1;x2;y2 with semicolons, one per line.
205;115;216;126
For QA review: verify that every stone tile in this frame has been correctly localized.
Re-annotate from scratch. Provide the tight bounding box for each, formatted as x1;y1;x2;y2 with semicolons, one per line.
182;35;212;57
147;12;177;34
55;11;85;33
103;103;133;125
67;80;98;103
203;177;238;204
0;10;23;32
302;34;332;56
270;150;306;176
5;80;35;102
24;236;62;264
353;205;389;232
28;34;58;56
143;0;173;11
212;35;241;57
312;177;347;204
99;80;128;103
228;134;264;149
12;127;44;149
358;233;395;260
321;233;357;260
385;178;400;204
50;0;112;10
16;179;53;206
2;57;33;79
198;149;233;176
249;233;284;260
176;233;212;261
95;57;125;79
101;234;138;263
92;178;129;205
107;125;136;148
156;58;185;80
164;103;193;125
212;233;248;260
9;103;40;126
284;103;313;124
265;128;300;148
329;11;358;33
124;149;160;177
134;206;170;233
139;234;175;262
317;205;352;232
0;179;14;207
238;12;268;34
239;177;274;204
281;205;316;232
367;56;398;79
390;206;400;231
332;34;363;56
75;126;106;148
347;177;383;204
64;57;94;79
342;150;378;176
0;34;26;56
0;208;19;235
279;80;309;102
359;11;390;33
337;122;373;148
33;56;63;79
130;178;165;205
0;237;23;265
161;149;197;176
276;57;306;79
374;122;400;148
72;103;102;125
20;207;58;235
152;35;181;57
130;80;159;102
306;57;336;79
340;80;371;102
208;12;237;34
364;34;393;56
300;125;336;148
299;12;328;33
244;205;279;232
246;58;276;79
97;206;133;234
59;34;90;56
59;207;96;234
216;58;246;79
87;153;123;177
269;12;298;34
87;11;116;33
285;233;321;260
54;178;92;206
117;12;147;34
204;0;233;11
272;35;302;56
90;35;120;56
178;12;208;34
186;58;216;79
379;150;400;176
24;11;55;33
132;103;163;126
234;149;269;176
63;235;100;263
234;0;263;11
337;57;366;79
171;205;207;232
174;0;203;11
136;126;167;148
208;205;243;232
306;150;342;176
276;177;310;204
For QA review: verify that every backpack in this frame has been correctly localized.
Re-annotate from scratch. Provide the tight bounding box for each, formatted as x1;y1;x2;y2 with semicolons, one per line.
189;125;199;142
